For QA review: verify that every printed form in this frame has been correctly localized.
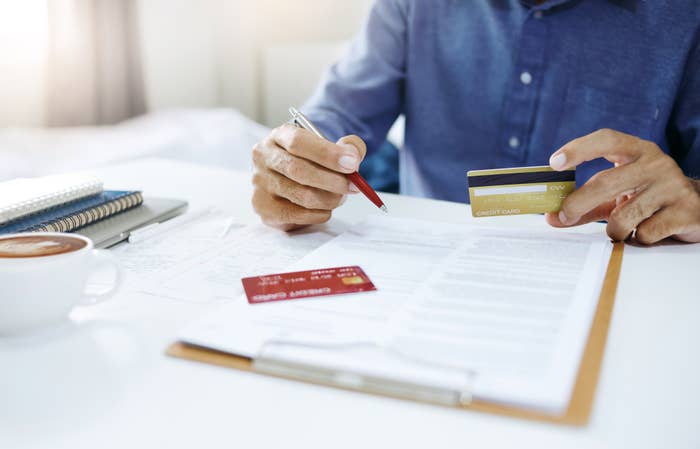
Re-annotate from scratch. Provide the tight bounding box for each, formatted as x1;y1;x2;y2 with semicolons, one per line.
113;214;342;302
179;216;613;414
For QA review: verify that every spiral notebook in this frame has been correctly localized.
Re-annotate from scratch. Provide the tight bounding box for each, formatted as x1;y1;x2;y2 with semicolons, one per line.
0;191;144;234
0;174;103;224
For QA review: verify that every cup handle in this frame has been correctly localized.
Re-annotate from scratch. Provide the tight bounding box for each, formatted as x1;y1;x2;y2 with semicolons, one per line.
81;250;123;305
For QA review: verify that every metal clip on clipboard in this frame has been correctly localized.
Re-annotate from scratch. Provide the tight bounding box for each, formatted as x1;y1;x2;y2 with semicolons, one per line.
252;339;476;407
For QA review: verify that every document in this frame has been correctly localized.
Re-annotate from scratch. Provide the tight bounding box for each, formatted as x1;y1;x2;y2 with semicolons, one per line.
113;214;342;302
179;216;613;413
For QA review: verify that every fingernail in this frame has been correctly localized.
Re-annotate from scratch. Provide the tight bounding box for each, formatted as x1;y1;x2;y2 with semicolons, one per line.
339;154;358;171
339;194;348;205
559;210;569;225
550;152;567;170
338;144;359;171
349;182;361;193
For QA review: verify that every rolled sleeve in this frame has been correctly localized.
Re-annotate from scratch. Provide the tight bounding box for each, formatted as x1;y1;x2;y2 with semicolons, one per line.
303;0;408;154
668;41;700;178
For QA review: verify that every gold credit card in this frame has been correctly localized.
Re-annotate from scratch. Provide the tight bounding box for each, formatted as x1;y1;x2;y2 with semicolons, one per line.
467;165;575;217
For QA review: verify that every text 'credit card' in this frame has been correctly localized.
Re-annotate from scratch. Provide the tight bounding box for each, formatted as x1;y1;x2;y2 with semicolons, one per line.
242;266;376;304
467;165;575;217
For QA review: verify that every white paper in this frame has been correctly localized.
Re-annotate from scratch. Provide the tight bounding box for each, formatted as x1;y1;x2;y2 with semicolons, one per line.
113;214;341;302
179;216;612;413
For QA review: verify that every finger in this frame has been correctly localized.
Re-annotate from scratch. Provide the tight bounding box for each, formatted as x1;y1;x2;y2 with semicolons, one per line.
673;225;700;243
605;190;661;241
252;189;332;230
671;188;700;242
558;164;647;224
253;169;345;210
273;125;362;174
336;135;368;193
634;206;684;245
255;141;352;194
549;128;648;171
336;135;367;160
545;200;615;228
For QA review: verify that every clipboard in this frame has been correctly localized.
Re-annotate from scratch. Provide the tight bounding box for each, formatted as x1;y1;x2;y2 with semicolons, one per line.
167;242;624;426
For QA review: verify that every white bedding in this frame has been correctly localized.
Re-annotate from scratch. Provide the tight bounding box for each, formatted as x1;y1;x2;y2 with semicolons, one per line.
0;108;270;181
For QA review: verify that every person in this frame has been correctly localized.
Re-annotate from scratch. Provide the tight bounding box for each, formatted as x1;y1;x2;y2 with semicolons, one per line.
251;0;700;244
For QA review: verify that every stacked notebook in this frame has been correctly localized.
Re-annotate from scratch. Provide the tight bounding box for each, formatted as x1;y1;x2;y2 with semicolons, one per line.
0;174;143;235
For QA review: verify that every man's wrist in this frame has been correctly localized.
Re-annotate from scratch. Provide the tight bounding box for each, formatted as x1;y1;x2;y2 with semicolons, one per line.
693;178;700;195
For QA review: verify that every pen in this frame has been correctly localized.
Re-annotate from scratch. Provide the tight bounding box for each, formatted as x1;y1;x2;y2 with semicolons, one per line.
289;107;388;213
219;217;235;239
128;207;211;243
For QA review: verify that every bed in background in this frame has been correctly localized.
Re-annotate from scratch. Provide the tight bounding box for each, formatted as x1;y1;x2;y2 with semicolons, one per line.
0;41;403;191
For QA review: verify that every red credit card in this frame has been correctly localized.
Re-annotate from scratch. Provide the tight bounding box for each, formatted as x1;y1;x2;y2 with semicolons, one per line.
242;266;376;304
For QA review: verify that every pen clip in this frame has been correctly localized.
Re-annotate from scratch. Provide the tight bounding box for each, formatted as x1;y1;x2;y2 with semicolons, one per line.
288;107;304;129
288;107;327;140
129;221;160;236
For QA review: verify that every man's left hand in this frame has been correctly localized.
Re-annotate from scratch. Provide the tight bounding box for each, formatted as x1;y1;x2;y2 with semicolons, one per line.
546;128;700;244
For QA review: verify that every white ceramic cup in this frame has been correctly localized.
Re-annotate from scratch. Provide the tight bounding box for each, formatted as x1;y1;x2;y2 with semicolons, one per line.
0;233;122;335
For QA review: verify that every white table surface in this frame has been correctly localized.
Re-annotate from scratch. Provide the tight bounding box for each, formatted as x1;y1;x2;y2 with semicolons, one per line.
1;157;698;449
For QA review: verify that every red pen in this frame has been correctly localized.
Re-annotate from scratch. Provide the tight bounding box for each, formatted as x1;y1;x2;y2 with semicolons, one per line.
289;107;388;213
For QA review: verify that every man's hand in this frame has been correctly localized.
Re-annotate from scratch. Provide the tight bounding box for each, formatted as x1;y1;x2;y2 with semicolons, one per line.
546;129;700;244
252;124;366;231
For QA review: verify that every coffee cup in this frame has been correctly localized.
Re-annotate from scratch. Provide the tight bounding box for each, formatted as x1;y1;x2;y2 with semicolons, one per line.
0;233;122;335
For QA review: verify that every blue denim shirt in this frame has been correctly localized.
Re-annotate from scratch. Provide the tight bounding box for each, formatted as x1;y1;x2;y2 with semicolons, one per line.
304;0;700;202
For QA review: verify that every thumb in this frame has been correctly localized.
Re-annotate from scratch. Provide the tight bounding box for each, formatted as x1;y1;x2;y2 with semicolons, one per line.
336;135;367;162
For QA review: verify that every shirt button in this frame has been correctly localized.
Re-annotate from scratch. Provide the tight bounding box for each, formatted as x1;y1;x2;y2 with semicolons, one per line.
534;11;543;19
520;71;533;85
508;136;520;149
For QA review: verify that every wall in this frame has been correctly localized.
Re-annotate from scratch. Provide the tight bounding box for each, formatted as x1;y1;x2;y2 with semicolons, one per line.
0;0;372;127
0;1;49;127
136;0;222;111
136;0;373;124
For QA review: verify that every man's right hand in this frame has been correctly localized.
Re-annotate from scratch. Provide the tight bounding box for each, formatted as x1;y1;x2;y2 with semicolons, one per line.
251;124;367;231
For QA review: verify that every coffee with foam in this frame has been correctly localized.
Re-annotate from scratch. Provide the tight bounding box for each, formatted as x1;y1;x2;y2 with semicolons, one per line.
0;232;122;335
0;235;87;258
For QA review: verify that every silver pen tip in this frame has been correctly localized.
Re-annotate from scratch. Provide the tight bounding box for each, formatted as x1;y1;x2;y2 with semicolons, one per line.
380;205;388;213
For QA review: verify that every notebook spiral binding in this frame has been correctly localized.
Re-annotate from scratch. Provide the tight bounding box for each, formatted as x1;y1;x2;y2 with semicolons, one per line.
0;176;103;224
28;192;144;233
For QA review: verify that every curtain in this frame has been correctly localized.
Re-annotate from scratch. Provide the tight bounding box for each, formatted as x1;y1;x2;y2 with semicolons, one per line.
46;0;146;126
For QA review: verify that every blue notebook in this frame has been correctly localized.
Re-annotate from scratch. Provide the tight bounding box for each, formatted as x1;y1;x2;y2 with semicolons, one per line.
0;191;143;234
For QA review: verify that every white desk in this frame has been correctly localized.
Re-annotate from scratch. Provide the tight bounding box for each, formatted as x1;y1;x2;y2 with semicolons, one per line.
1;158;698;449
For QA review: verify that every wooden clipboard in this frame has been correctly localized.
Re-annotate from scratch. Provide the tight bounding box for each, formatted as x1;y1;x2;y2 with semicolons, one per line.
167;243;624;426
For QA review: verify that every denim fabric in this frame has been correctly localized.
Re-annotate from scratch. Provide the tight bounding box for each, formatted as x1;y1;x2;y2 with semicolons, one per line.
304;0;700;203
